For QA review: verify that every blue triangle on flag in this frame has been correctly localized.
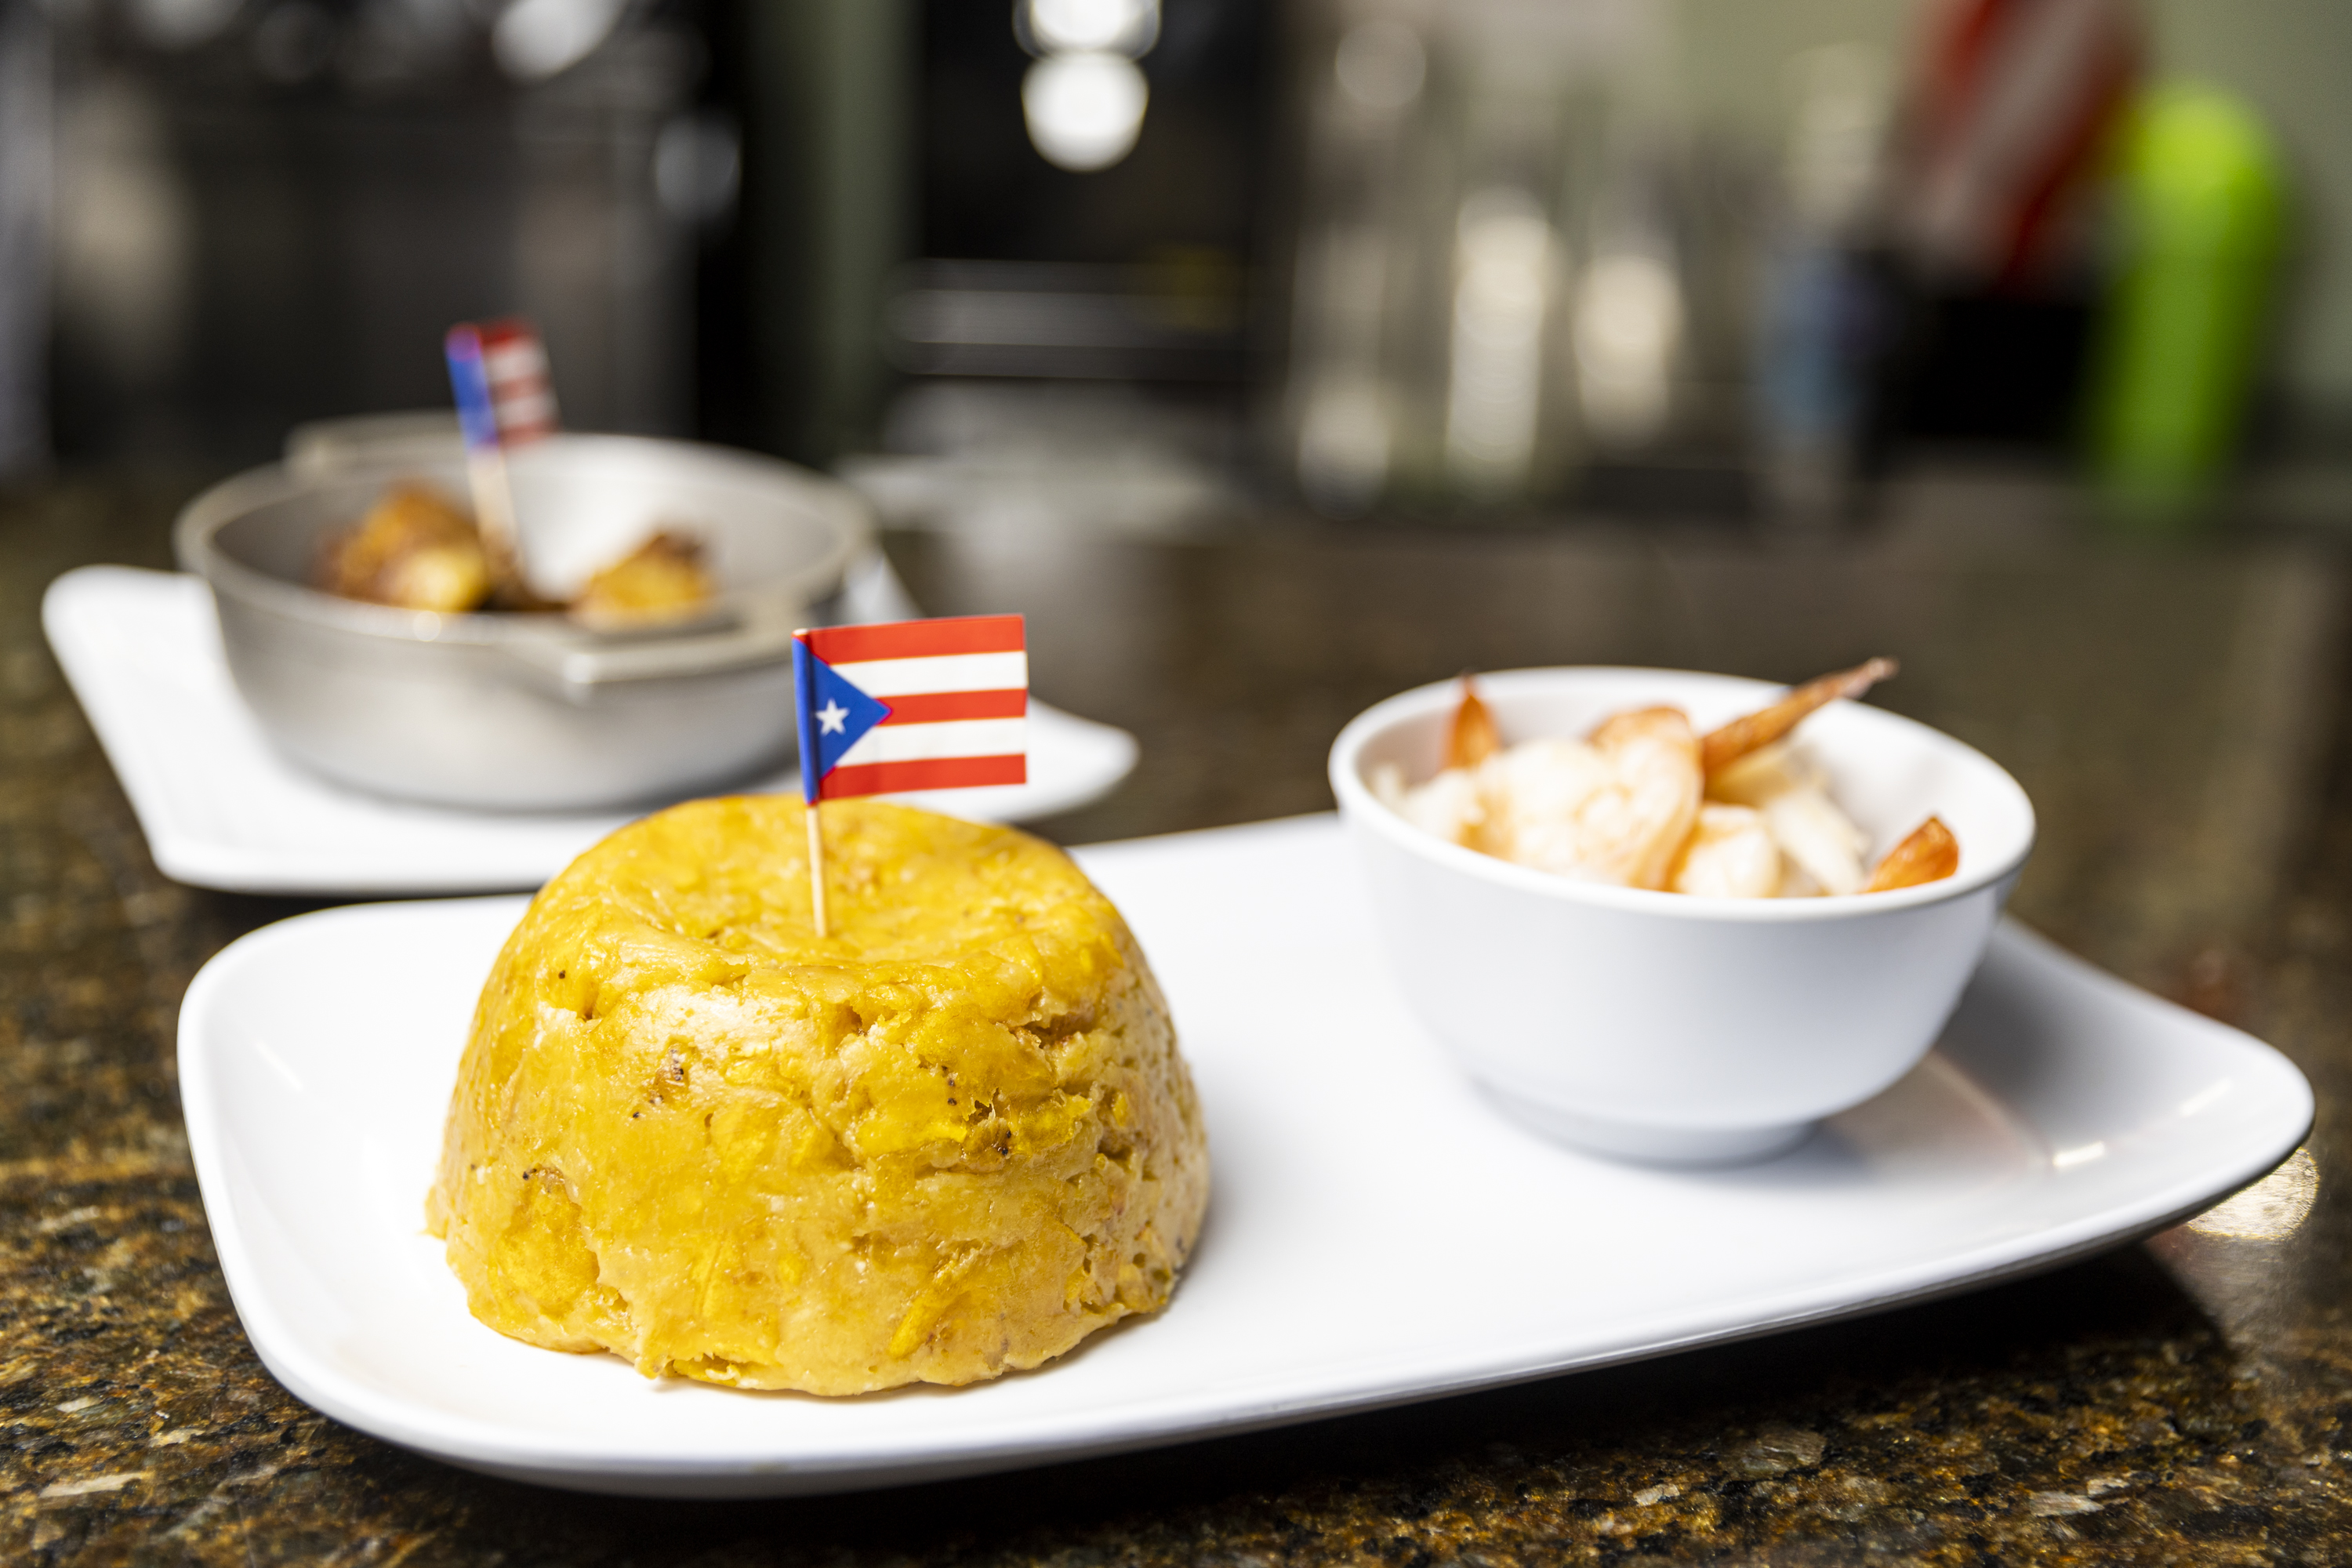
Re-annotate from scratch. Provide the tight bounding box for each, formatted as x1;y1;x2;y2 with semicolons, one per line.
793;642;893;799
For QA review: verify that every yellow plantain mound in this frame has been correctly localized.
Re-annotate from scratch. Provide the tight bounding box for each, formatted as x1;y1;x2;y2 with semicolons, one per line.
426;797;1210;1395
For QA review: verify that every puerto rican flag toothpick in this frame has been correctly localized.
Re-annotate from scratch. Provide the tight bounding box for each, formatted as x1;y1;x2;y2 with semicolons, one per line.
444;317;557;568
792;615;1029;936
445;317;558;449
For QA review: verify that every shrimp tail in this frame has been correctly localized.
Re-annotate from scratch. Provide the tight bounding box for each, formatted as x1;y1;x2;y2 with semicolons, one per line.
1700;657;1897;777
1445;673;1503;771
1864;815;1960;892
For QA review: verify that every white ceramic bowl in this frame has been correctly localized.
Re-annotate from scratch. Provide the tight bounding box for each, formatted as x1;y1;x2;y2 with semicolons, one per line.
1329;667;2037;1165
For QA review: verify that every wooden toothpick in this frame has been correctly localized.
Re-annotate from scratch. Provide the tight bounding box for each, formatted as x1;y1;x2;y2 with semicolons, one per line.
807;800;829;938
465;446;524;584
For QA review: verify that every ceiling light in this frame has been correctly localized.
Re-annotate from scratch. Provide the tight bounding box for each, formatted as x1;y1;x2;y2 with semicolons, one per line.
1022;52;1149;172
1025;0;1157;58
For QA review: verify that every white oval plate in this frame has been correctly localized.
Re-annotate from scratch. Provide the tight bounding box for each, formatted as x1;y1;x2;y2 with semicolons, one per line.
178;816;2310;1497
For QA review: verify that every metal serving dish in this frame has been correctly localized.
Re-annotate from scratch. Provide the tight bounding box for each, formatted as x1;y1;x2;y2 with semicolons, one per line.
176;433;872;811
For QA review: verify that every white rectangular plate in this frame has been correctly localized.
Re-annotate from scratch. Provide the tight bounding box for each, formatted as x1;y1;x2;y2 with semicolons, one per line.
178;816;2312;1498
43;565;1138;895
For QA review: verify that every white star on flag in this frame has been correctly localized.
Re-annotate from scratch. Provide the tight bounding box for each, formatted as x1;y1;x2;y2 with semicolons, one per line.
816;700;849;735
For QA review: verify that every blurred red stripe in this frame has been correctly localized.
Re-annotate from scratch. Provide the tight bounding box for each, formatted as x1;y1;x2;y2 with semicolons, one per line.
879;690;1028;724
809;615;1025;663
819;756;1027;798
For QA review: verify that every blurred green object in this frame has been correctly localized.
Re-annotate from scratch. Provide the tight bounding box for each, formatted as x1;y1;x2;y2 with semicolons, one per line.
2086;85;2285;521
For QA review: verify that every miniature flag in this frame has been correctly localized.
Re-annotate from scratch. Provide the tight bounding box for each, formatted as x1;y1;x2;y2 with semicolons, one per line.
793;615;1028;801
444;318;559;451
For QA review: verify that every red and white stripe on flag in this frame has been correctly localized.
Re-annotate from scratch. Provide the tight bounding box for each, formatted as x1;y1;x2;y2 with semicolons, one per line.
1898;0;2138;286
477;319;559;445
802;615;1027;800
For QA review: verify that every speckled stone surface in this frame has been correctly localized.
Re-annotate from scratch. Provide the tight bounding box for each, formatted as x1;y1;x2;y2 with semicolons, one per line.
7;472;2352;1564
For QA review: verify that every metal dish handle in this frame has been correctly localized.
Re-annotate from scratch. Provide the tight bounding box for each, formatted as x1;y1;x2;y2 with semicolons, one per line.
495;548;912;702
494;615;804;701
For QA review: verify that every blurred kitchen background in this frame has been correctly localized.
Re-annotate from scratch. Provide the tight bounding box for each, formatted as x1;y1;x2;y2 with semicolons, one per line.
2;0;2349;532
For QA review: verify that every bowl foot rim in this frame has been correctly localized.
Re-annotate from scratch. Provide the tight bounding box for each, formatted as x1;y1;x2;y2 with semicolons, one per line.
1478;1086;1817;1167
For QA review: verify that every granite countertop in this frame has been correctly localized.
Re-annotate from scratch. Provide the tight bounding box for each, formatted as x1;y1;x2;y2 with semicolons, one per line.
6;472;2352;1564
